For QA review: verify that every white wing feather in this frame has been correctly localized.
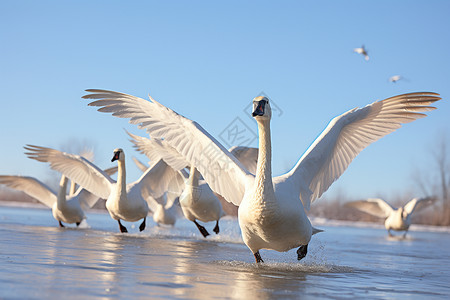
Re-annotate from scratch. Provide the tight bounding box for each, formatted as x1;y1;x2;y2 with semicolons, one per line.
281;92;441;210
85;89;253;206
403;196;437;215
24;145;114;200
0;175;57;208
346;198;394;218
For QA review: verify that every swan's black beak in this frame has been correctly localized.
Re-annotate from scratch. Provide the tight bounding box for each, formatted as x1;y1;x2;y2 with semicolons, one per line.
111;152;120;162
252;100;265;117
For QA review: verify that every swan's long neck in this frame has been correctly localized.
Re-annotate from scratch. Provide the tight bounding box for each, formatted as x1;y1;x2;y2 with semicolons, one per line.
116;160;127;197
188;167;200;187
57;175;68;208
254;119;274;197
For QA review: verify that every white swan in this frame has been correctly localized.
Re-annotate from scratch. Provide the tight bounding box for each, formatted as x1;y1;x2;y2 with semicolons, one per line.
0;172;112;227
128;131;259;236
131;156;181;227
346;197;437;237
24;146;180;233
354;45;369;61
84;89;440;262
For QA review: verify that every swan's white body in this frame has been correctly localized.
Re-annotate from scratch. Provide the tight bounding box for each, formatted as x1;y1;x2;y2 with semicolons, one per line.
0;174;103;226
25;146;179;232
85;89;440;261
346;197;437;236
354;45;369;61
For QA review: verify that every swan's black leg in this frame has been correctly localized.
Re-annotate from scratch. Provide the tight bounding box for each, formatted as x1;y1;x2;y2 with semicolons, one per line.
139;217;146;232
76;222;81;226
388;229;393;237
58;221;65;228
297;244;308;261
118;220;128;233
193;220;210;237
254;251;264;263
213;220;220;234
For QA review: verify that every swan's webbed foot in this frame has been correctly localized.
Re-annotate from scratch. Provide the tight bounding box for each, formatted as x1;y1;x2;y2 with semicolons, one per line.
58;221;65;228
139;217;146;232
388;230;393;237
76;222;81;226
118;220;128;233
213;220;220;234
193;220;210;238
402;230;408;238
254;251;264;263
297;244;308;261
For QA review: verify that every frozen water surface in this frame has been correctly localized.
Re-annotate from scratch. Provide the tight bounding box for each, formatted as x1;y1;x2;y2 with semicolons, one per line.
0;205;449;299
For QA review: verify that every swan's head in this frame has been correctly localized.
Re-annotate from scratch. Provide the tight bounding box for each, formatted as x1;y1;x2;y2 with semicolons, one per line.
252;96;271;120
111;148;125;162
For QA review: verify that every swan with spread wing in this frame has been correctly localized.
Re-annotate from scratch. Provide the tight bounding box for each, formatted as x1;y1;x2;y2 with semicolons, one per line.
0;166;117;227
346;197;437;237
84;89;441;262
24;146;181;233
127;131;259;237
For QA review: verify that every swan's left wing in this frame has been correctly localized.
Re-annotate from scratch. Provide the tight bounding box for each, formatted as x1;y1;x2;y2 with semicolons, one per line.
84;89;253;206
345;198;394;218
75;166;118;209
403;196;437;216
229;146;259;175
279;92;441;210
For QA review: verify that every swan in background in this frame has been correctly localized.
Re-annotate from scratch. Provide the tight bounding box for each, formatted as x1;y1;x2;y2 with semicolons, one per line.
0;166;116;227
84;89;440;262
24;146;180;233
346;197;437;237
131;156;181;227
354;45;369;61
127;131;258;237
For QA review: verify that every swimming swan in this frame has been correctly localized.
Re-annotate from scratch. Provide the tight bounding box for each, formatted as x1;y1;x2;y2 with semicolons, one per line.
0;169;115;227
84;89;440;262
24;146;180;233
346;197;437;237
128;131;259;236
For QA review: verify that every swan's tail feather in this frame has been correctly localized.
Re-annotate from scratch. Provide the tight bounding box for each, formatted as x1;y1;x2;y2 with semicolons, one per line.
312;227;324;235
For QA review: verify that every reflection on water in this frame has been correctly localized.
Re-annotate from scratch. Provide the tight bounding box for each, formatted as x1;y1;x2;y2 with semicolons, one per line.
0;206;449;299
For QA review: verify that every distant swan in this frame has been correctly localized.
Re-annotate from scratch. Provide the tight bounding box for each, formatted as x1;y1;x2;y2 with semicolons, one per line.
25;146;179;233
84;89;440;262
346;197;437;237
0;171;114;227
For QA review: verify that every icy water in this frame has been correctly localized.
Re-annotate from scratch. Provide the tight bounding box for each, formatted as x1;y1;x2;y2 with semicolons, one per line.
0;205;449;299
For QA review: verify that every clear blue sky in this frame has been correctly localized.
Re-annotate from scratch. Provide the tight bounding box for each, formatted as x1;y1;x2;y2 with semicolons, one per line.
1;1;449;202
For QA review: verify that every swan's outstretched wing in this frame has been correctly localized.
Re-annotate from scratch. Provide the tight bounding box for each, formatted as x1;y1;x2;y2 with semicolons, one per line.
229;146;259;175
403;196;437;216
280;92;441;210
24;145;114;200
132;157;149;173
75;166;118;209
346;198;394;218
127;131;189;172
85;89;253;206
0;175;57;208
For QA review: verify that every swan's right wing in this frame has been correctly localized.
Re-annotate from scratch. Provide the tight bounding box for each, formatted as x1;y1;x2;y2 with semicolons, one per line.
0;175;57;208
127;131;189;172
345;198;394;218
24;145;114;200
85;89;252;206
403;196;437;216
137;159;186;201
229;146;259;175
